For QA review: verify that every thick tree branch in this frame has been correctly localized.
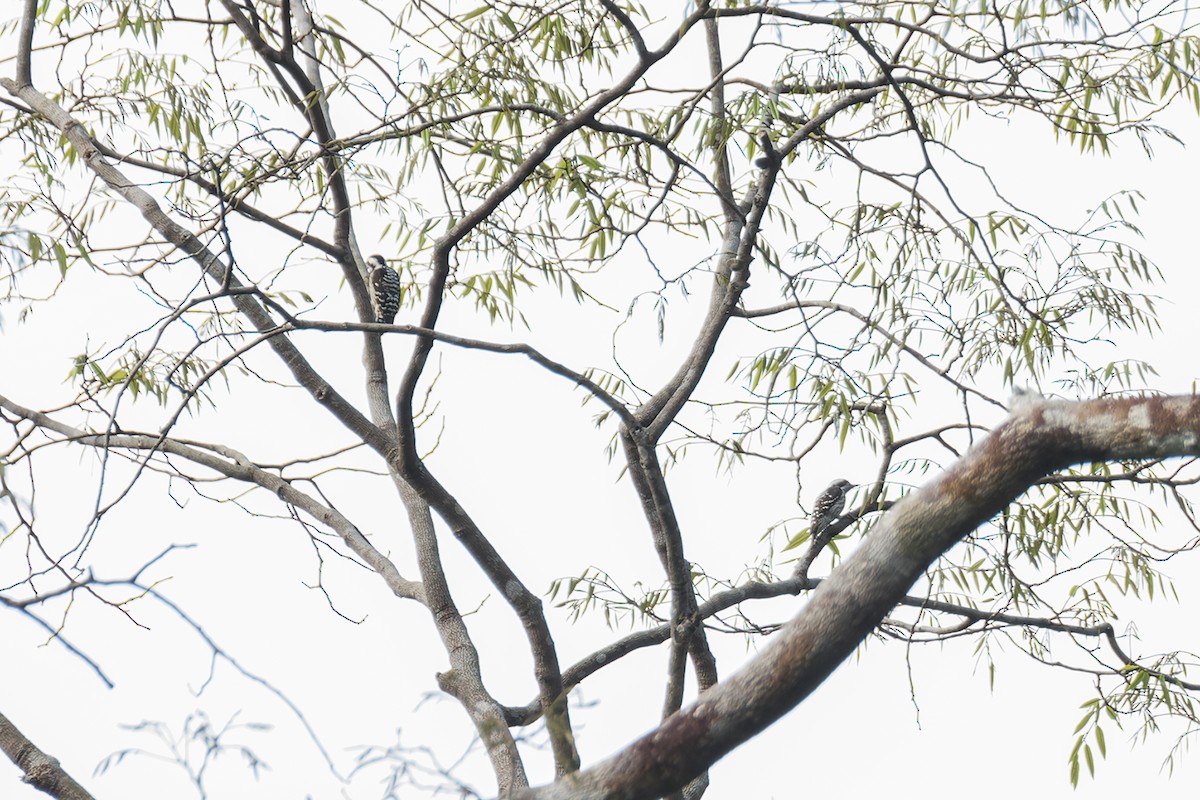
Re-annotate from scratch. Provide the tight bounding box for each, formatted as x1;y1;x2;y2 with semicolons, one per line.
392;455;581;776
0;77;392;460
0;710;95;800
13;0;35;86
387;5;720;777
519;394;1200;798
214;5;542;787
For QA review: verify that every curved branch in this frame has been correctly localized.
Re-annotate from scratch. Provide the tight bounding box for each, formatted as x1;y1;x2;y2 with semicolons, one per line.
386;9;721;777
519;393;1200;798
280;318;635;426
0;393;423;603
508;528;1173;725
0;77;393;460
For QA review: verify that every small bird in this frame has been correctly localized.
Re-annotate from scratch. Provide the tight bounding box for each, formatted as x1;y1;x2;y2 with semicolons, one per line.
794;478;855;580
809;478;853;554
366;254;401;325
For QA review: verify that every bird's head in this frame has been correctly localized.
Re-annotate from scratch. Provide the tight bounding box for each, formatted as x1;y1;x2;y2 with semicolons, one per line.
366;254;386;271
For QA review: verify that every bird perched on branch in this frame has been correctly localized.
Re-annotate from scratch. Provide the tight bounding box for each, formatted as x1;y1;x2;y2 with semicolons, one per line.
809;478;853;559
366;254;400;325
795;478;855;581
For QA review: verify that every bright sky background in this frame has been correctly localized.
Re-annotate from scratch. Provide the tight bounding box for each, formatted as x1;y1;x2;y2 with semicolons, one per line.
2;6;1199;800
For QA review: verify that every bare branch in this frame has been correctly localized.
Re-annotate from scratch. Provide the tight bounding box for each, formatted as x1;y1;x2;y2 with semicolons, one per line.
0;393;423;603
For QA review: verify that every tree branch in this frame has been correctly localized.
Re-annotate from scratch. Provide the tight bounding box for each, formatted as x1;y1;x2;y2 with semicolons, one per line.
386;7;721;777
519;394;1200;798
0;393;423;602
0;709;96;800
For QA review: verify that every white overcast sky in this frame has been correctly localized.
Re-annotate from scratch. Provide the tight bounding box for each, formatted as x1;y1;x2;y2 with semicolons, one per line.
2;5;1200;800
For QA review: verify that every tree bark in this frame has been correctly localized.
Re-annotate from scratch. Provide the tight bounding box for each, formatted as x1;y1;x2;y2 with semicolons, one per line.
0;711;96;800
520;394;1200;799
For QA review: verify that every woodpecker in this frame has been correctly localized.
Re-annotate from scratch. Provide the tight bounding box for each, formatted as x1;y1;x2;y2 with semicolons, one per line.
793;478;854;580
809;478;853;550
366;254;401;325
